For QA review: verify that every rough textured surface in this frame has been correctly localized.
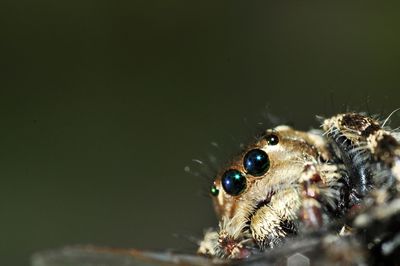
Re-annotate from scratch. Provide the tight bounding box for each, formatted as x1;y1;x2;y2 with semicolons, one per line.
31;235;344;266
32;246;219;266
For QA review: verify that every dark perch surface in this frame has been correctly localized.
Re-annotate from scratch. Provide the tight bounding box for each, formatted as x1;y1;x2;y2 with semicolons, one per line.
31;235;336;266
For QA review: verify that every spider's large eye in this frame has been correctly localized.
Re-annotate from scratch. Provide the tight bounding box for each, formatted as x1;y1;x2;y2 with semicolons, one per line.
243;149;270;176
221;169;246;196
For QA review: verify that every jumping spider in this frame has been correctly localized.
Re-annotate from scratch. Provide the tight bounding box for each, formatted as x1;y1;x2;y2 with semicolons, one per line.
198;112;400;264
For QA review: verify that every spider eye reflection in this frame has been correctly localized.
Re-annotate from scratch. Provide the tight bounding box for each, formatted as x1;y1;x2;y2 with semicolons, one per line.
210;185;219;196
243;149;270;176
221;170;247;196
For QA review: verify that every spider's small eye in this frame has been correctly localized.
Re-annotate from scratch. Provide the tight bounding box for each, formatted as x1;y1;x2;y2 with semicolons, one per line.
266;134;279;145
210;184;219;197
221;170;247;196
243;149;270;176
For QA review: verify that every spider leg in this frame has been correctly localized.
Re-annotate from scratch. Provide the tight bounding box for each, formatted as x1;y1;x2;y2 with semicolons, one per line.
323;112;400;263
323;113;400;201
366;129;400;189
298;163;324;228
197;229;219;257
298;161;344;230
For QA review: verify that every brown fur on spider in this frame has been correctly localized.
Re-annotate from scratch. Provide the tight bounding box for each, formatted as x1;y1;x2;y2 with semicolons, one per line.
198;112;400;265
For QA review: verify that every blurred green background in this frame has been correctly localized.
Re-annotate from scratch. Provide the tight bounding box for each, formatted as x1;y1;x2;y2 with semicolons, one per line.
1;1;400;265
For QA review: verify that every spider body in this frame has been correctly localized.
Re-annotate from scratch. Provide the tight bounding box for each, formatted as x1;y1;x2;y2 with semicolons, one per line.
198;112;400;264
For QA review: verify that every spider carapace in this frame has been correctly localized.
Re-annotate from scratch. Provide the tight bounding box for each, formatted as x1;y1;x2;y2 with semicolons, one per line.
198;112;400;264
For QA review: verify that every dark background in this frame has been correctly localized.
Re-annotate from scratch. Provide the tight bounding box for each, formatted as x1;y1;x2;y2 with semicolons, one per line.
1;1;400;265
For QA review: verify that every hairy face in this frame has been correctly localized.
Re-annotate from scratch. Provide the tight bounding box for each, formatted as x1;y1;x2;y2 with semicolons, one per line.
207;126;332;257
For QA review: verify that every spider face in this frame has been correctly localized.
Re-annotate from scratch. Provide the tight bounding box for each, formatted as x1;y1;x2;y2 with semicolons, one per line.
204;126;336;258
198;112;400;263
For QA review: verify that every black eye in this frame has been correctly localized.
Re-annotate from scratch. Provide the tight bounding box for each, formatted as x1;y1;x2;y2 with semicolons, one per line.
221;169;247;196
210;184;219;196
243;149;270;176
266;134;279;145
